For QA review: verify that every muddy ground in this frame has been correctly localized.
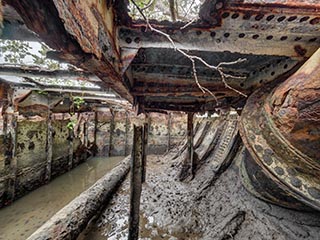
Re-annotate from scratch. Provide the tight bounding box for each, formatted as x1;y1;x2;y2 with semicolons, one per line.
82;148;320;240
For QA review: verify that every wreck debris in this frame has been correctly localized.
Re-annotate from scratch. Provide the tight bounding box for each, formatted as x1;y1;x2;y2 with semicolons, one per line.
129;125;144;240
239;48;320;211
27;156;130;240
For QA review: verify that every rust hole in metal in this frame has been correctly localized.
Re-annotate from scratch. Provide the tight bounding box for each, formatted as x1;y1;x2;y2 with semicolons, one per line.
294;45;307;57
134;37;141;43
255;14;264;21
231;13;239;19
252;34;259;39
277;16;286;22
210;31;216;37
300;16;310;22
284;63;289;69
243;13;251;20
222;12;230;18
125;37;132;44
239;33;245;38
224;32;230;38
288;16;297;22
280;36;288;41
309;38;317;42
266;15;275;21
196;31;202;36
310;17;320;25
266;35;273;40
294;37;302;41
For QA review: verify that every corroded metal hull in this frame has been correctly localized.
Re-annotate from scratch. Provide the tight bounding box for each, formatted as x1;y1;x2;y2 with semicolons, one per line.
239;48;320;211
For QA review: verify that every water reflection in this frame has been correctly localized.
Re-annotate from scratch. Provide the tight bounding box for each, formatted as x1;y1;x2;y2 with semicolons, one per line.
0;156;124;240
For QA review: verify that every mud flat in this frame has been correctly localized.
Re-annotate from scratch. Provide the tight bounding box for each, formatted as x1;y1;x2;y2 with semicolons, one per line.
84;118;320;240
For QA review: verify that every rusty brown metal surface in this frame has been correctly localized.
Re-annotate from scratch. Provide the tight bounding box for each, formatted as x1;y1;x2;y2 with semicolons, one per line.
4;0;133;103
239;48;320;211
270;49;320;160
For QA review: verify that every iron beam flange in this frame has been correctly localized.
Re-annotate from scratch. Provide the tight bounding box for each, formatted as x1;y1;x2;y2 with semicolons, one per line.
239;49;320;211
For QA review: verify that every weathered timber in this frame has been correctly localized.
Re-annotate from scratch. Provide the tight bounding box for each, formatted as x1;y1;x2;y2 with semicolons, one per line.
93;111;98;156
27;156;131;240
45;100;53;182
4;88;18;203
178;113;195;181
68;128;74;170
141;119;148;183
108;109;115;157
128;125;144;240
124;112;129;156
167;113;171;152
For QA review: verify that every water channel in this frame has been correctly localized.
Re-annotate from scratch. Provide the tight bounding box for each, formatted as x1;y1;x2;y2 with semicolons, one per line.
0;156;125;240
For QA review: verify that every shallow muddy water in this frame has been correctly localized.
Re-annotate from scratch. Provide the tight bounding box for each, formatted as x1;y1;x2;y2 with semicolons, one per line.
0;156;124;240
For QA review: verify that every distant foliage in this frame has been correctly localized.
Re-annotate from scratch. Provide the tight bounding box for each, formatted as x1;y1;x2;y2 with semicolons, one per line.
129;0;204;21
0;39;61;69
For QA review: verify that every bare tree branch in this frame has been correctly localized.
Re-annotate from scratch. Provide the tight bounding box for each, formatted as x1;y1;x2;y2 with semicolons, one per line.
130;0;248;100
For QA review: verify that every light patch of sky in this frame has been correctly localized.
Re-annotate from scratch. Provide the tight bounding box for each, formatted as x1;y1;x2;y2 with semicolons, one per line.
0;40;99;89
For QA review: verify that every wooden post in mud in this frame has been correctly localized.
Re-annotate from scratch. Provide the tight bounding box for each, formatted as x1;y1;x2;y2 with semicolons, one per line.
187;112;194;176
5;88;18;203
167;112;172;152
141;115;149;183
93;111;98;156
128;125;144;240
124;112;129;156
45;96;53;182
68;127;74;170
108;108;115;157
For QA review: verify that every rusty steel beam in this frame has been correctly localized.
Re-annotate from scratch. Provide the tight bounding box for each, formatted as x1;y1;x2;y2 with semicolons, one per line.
239;48;320;211
4;0;133;102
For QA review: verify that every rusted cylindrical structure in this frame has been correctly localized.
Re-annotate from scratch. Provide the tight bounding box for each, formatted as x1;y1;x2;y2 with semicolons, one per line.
239;48;320;211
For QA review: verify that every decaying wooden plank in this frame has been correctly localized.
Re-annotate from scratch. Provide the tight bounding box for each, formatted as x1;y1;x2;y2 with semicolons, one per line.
128;125;144;240
27;156;130;240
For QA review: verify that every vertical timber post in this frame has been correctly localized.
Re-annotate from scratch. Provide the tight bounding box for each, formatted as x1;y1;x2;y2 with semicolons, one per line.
108;109;115;157
45;95;53;182
5;88;18;203
68;126;74;171
124;112;129;156
128;125;144;240
187;112;194;177
93;111;98;156
84;120;89;160
167;112;172;152
141;115;149;183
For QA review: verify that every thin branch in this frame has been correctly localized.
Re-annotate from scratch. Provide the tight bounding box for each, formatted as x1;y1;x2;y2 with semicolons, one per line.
180;18;198;30
141;0;155;11
131;0;248;99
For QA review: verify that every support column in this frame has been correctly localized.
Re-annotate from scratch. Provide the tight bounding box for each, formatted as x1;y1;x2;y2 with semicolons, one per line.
167;112;172;152
68;127;74;171
128;125;144;240
187;112;195;177
141;116;149;183
5;88;18;203
45;98;53;182
124;112;129;156
108;109;115;157
93;111;98;156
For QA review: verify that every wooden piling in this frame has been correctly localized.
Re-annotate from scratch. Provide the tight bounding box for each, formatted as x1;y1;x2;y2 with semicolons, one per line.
128;125;144;240
68;127;74;170
45;100;53;182
93;111;98;156
187;112;194;177
124;112;129;156
141;118;148;183
108;109;115;157
167;112;172;152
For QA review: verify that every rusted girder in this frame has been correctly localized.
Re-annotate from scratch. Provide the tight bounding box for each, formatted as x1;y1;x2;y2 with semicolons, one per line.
239;48;320;210
4;0;133;102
